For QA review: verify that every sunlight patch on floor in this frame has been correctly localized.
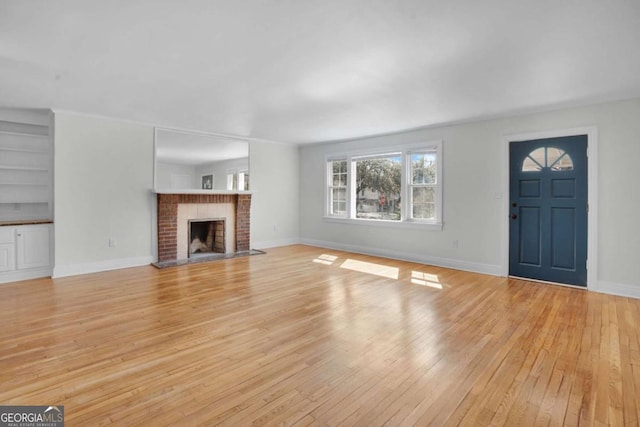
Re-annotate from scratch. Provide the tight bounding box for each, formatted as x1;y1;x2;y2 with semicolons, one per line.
411;271;443;289
313;254;338;265
340;259;399;280
313;254;441;287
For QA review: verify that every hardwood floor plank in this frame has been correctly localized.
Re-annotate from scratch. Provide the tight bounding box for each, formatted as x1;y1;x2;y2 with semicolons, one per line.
1;245;639;426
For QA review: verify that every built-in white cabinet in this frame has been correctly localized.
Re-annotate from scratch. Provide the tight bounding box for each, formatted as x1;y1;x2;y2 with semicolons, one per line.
0;242;14;272
0;224;52;284
16;225;51;269
0;227;15;272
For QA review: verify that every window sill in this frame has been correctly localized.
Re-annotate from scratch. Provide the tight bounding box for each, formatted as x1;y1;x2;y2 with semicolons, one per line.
323;216;443;231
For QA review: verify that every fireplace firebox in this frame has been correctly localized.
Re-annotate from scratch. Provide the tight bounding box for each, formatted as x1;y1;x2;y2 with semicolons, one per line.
188;219;225;258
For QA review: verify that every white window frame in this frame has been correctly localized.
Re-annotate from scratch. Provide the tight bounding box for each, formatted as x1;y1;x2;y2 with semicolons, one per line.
324;141;443;230
226;170;235;190
407;148;442;223
238;169;249;191
327;158;348;218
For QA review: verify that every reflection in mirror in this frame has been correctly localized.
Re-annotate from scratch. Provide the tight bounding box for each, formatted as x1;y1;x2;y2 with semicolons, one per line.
154;128;249;191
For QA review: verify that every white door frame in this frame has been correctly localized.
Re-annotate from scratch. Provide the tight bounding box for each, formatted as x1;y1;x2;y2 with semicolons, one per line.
501;126;598;290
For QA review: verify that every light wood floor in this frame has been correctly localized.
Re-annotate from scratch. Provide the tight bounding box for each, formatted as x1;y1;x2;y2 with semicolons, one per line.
1;245;639;426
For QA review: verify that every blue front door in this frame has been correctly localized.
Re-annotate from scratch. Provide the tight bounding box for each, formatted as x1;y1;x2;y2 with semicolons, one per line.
509;135;588;286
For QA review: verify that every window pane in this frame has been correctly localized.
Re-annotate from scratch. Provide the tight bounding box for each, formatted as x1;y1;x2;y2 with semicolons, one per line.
522;147;573;172
546;147;563;166
243;173;249;191
331;160;347;187
238;172;245;191
355;156;401;221
331;188;346;215
549;152;574;171
530;147;546;165
333;201;346;214
522;156;542;172
412;187;435;219
411;152;437;184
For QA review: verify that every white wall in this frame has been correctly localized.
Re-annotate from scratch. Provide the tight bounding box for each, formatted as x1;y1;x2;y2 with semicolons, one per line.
156;162;196;189
52;112;300;276
299;98;640;298
250;141;300;248
53;113;155;276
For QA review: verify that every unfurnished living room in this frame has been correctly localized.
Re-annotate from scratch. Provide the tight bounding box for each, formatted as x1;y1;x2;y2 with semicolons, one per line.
1;1;640;426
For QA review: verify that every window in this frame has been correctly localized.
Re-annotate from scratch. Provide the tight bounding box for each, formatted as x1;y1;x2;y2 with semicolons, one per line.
328;159;347;216
409;151;437;220
226;172;235;190
325;142;443;229
522;147;573;172
238;170;249;191
225;170;250;191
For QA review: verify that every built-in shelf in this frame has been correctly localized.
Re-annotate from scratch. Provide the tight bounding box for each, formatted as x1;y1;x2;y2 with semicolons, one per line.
0;147;49;154
0;219;53;227
0;129;47;138
0;117;52;222
0;165;49;172
0;183;48;187
0;200;50;205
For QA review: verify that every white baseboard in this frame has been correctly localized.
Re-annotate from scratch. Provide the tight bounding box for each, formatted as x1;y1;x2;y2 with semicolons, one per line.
0;267;53;284
252;238;301;250
299;238;502;276
594;280;640;299
53;255;154;278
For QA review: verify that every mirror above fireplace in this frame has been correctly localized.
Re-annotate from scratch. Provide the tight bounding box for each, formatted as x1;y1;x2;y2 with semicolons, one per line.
154;128;249;191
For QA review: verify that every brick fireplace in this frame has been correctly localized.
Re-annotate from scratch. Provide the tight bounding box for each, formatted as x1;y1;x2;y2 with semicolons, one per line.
157;193;251;262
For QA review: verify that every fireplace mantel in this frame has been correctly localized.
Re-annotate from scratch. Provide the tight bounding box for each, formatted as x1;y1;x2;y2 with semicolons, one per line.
153;189;253;195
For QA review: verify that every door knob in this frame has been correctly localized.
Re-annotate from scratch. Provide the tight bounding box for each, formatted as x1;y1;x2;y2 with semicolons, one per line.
510;214;518;220
511;202;517;207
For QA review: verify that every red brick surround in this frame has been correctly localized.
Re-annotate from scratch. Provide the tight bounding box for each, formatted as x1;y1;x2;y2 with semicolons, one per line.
157;193;251;262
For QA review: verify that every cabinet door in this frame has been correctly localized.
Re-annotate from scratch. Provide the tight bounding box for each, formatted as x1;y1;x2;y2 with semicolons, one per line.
0;243;15;272
16;226;51;270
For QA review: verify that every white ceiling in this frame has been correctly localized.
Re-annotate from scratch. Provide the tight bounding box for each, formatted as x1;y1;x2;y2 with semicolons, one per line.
1;0;639;144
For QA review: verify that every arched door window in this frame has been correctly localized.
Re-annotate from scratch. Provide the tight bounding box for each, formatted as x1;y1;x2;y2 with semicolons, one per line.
522;147;574;172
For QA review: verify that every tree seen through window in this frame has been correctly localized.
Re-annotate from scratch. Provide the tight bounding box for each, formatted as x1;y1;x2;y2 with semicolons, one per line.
355;156;401;221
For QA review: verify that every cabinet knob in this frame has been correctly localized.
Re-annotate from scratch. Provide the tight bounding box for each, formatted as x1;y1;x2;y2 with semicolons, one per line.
17;233;21;237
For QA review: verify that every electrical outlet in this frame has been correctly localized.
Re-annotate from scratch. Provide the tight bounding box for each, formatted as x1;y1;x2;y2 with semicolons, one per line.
108;238;116;247
453;239;459;249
